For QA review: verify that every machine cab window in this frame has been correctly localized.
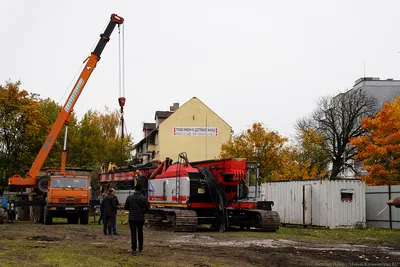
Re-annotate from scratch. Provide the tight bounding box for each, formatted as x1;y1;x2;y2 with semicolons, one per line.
52;177;88;189
246;162;260;199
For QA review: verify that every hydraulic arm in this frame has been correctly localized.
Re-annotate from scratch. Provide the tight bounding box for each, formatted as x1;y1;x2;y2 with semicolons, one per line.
9;13;124;187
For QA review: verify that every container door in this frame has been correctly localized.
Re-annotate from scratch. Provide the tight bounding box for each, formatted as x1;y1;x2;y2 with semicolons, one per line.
303;184;312;225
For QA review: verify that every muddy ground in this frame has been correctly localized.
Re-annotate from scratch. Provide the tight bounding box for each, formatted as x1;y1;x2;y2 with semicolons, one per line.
0;218;399;267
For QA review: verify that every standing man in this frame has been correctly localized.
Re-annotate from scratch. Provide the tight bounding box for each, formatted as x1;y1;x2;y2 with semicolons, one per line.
112;189;120;235
103;189;117;235
6;200;16;222
136;171;149;198
98;193;105;225
0;195;7;224
0;195;8;212
124;183;150;256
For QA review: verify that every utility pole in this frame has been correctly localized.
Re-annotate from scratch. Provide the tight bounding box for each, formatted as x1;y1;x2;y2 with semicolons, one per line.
205;115;208;160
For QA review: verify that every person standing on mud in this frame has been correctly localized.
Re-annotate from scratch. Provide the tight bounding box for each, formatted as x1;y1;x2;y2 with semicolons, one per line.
103;189;117;235
0;195;7;212
6;200;16;222
112;190;120;235
124;183;150;256
98;193;106;225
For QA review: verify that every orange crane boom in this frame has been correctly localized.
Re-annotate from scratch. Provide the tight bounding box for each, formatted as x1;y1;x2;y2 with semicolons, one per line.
9;13;124;187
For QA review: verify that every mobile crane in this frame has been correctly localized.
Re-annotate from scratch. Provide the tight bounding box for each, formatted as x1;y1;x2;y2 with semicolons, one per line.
8;13;124;224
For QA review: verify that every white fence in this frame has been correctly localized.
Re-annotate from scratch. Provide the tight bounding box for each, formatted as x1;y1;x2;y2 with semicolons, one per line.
366;185;400;229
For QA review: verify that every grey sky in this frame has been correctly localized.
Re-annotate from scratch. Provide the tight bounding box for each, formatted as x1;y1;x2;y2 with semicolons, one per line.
1;1;400;143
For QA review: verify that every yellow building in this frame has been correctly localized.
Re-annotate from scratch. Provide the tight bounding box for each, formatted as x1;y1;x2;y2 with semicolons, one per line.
135;97;232;163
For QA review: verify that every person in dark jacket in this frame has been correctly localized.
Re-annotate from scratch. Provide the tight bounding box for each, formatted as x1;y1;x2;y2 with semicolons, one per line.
124;183;150;256
103;189;118;235
136;171;149;198
112;190;120;235
98;193;106;225
6;200;16;222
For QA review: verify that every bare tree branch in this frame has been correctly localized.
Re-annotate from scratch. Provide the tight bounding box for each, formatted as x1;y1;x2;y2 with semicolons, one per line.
296;89;378;178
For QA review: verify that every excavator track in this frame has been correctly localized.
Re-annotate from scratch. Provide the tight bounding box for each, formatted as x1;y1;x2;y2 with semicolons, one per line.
250;209;281;232
227;208;281;232
146;208;198;232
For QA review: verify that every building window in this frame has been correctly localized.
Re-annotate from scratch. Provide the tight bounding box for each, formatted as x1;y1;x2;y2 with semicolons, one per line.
341;189;354;202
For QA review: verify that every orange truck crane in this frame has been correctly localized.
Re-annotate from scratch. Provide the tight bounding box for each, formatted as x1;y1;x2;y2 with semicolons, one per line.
8;13;124;224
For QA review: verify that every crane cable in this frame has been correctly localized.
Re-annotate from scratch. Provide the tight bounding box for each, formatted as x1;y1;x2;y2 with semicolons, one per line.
115;23;127;165
120;23;128;137
122;22;126;98
118;23;126;99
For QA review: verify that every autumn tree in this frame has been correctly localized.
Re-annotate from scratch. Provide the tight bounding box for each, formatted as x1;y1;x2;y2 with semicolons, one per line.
93;107;130;166
68;108;135;168
297;89;378;178
273;128;329;180
273;147;312;180
34;98;80;168
0;80;47;191
0;80;135;195
66;108;135;196
296;128;330;176
220;122;287;182
350;97;400;185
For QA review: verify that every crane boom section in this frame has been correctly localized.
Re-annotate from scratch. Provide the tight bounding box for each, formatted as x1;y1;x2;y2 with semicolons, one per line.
9;14;124;187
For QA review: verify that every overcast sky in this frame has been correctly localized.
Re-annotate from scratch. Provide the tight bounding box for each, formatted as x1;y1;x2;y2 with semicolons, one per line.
1;1;400;143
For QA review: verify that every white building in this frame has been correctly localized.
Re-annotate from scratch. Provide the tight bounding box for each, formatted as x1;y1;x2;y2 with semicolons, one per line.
352;77;400;109
341;77;400;178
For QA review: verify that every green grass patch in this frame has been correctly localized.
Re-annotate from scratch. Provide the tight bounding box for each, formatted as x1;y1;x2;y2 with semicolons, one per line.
1;214;399;267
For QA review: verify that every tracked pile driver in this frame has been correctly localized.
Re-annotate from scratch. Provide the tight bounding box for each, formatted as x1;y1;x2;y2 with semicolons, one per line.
100;152;280;232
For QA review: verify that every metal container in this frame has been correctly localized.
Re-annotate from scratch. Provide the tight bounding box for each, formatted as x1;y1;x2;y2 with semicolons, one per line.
114;190;133;205
260;179;366;228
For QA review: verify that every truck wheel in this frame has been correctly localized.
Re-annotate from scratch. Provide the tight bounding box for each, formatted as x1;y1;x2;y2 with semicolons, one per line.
37;176;50;193
80;212;89;225
44;205;52;225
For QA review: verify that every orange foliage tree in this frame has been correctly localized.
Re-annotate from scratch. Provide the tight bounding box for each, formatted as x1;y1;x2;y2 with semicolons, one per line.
350;97;400;185
220;122;287;182
0;80;46;190
273;128;329;180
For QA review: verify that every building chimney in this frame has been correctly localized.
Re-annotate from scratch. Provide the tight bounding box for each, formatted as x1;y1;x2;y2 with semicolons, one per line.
173;102;179;111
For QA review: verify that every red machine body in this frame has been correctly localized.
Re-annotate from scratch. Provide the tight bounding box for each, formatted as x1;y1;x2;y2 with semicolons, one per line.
99;153;280;232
